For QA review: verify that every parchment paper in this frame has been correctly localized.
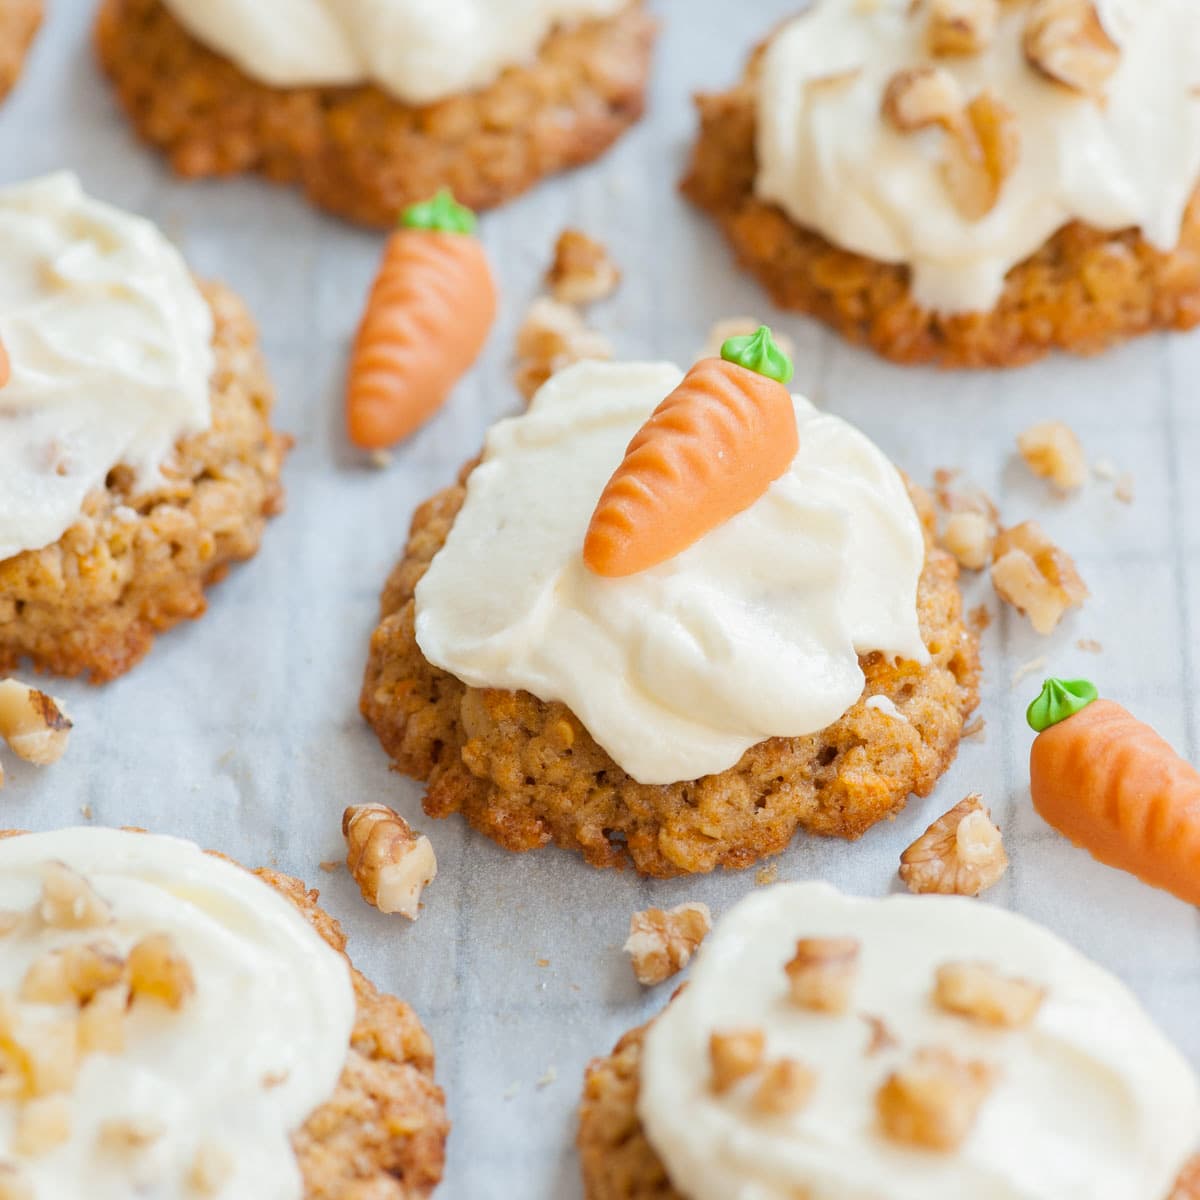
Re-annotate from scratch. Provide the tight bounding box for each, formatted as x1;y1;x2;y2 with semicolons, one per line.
2;4;1198;1196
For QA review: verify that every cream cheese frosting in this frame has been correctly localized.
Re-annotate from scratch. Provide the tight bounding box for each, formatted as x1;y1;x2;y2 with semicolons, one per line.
0;828;356;1200
161;0;629;105
0;172;213;563
414;361;928;786
639;882;1200;1200
755;0;1200;313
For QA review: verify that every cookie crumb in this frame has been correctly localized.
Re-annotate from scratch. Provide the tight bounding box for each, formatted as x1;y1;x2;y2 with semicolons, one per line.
755;863;779;887
546;229;620;306
900;795;1008;897
1011;655;1047;689
876;1046;997;1151
968;604;992;634
1114;471;1135;504
1076;638;1103;654
961;716;986;740
1017;420;1087;492
79;805;93;821
785;938;861;1014
343;803;437;920
536;1066;558;1090
624;902;712;987
318;860;341;874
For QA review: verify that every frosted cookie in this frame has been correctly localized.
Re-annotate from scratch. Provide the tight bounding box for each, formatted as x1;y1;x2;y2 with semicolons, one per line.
0;0;41;102
362;336;979;877
0;826;447;1197
682;0;1200;368
578;881;1200;1200
0;173;289;683
94;0;656;228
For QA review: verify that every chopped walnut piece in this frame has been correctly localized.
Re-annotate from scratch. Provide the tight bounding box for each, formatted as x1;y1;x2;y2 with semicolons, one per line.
876;1046;998;1151
624;902;712;987
97;1118;165;1154
784;938;861;1013
882;66;964;132
0;913;22;938
701;318;797;365
343;803;438;920
0;1163;32;1200
20;1017;79;1097
1114;471;1135;504
21;941;125;1006
709;1029;766;1094
13;1097;71;1157
991;520;1088;634
1017;421;1088;492
752;1059;817;1116
862;1014;900;1056
127;934;195;1010
0;679;72;768
188;1143;235;1195
943;92;1020;220
900;795;1008;897
38;862;111;931
941;512;996;572
545;229;621;306
928;0;999;56
513;297;613;401
1024;0;1119;98
934;962;1046;1028
78;985;128;1056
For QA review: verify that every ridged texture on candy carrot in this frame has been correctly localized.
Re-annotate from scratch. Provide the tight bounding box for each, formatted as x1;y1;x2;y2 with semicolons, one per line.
584;357;798;578
346;230;497;450
1030;699;1200;906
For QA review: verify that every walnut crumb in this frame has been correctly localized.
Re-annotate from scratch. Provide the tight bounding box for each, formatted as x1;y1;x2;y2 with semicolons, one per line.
941;511;996;572
709;1029;766;1094
38;862;111;931
1023;0;1119;98
19;1017;78;1097
752;1059;817;1116
77;985;128;1056
934;962;1046;1028
624;902;712;987
900;795;1008;897
13;1097;71;1157
97;1118;165;1154
343;803;437;919
127;933;195;1010
0;1163;32;1200
546;229;620;306
876;1046;998;1151
1114;471;1135;504
188;1143;234;1196
755;863;779;887
991;521;1088;634
20;941;124;1006
862;1014;900;1056
943;92;1020;220
1077;637;1103;653
1017;421;1088;492
784;937;861;1013
882;66;964;132
928;0;999;56
513;298;612;401
0;679;72;773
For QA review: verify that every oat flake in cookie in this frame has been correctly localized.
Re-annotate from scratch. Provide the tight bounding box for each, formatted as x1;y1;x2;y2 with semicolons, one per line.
0;172;288;683
683;0;1200;367
94;0;656;227
0;827;447;1198
578;882;1200;1200
362;356;979;876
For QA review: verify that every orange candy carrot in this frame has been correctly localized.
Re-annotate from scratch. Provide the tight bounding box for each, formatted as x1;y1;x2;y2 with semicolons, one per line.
583;326;799;578
346;190;497;451
1027;678;1200;906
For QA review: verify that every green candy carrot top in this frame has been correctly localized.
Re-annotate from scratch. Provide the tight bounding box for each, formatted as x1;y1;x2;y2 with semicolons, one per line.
400;189;478;236
1026;677;1098;733
720;324;794;384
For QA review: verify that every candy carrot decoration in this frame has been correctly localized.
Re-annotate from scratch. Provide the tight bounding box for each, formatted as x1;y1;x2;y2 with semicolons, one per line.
583;326;798;578
1027;678;1200;906
346;189;497;451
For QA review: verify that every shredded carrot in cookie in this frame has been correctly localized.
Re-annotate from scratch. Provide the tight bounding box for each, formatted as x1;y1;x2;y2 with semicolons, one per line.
583;327;798;578
1028;678;1200;906
346;190;497;451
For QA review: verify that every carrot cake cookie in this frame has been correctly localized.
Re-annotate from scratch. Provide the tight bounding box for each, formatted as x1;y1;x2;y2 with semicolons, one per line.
95;0;656;227
578;881;1200;1200
0;0;41;102
0;172;288;683
362;339;979;877
682;0;1200;368
0;826;447;1197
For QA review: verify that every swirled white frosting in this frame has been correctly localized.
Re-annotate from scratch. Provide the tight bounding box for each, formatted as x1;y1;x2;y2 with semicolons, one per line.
755;0;1200;313
161;0;628;104
0;172;213;562
414;361;928;786
0;828;355;1200
640;882;1200;1200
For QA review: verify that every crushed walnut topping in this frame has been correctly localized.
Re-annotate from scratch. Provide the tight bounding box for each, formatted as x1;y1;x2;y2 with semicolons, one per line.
187;1142;235;1196
127;934;195;1010
784;937;862;1013
13;1096;71;1157
0;680;72;789
624;902;712;987
927;0;999;57
77;985;128;1057
97;1117;165;1155
991;520;1088;634
343;803;438;920
0;1163;32;1200
546;229;621;307
942;512;996;572
876;1046;998;1151
934;962;1046;1028
1023;0;1119;98
883;66;964;133
38;862;111;931
1017;421;1088;492
20;941;124;1006
709;1029;766;1094
513;297;613;402
19;1018;78;1098
900;795;1008;897
943;92;1020;220
752;1058;817;1116
862;1014;900;1056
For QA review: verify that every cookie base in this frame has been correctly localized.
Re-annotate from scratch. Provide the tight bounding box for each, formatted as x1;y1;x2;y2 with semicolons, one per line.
361;469;979;878
0;0;42;101
0;281;289;684
681;69;1200;369
94;0;656;227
